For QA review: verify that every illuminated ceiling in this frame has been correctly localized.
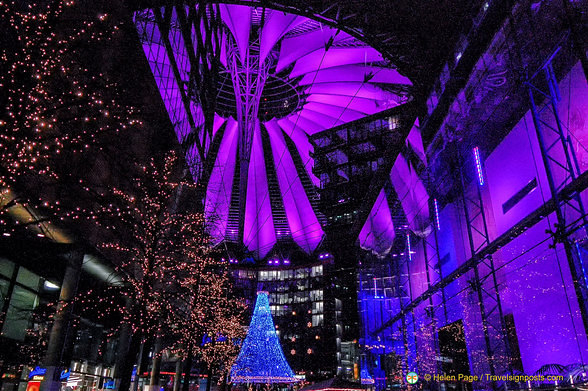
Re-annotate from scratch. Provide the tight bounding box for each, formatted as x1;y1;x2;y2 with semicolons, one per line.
135;4;412;258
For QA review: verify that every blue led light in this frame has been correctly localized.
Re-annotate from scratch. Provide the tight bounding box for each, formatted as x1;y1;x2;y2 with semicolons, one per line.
474;146;484;186
60;369;70;381
231;292;297;384
434;198;441;231
406;233;412;262
360;365;375;385
373;278;382;299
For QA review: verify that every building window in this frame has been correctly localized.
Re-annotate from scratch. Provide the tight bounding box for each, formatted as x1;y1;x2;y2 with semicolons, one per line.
387;116;399;130
0;258;15;279
312;314;324;327
295;268;309;279
2;284;39;341
310;289;323;301
311;265;323;277
312;301;323;314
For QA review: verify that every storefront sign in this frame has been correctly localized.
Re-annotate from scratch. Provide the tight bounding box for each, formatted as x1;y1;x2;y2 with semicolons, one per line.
28;367;46;381
26;381;41;391
60;369;71;380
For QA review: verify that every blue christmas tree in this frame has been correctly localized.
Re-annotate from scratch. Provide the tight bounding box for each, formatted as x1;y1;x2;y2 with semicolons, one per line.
230;291;297;383
360;364;374;385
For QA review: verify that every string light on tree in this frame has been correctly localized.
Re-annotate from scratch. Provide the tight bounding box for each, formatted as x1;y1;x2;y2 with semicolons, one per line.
0;0;139;236
79;151;245;388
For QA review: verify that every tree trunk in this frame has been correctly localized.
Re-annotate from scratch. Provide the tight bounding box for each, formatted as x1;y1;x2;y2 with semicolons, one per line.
118;331;143;391
132;341;147;391
205;367;212;391
114;297;134;391
173;359;183;391
181;349;193;391
149;334;163;390
220;372;227;391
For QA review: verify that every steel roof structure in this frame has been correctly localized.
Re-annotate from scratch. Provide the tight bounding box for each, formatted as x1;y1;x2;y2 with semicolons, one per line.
134;3;413;258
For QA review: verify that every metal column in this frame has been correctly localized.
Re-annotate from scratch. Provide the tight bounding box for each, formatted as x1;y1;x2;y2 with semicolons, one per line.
527;52;588;335
457;148;511;388
383;183;417;374
420;197;449;375
225;14;272;243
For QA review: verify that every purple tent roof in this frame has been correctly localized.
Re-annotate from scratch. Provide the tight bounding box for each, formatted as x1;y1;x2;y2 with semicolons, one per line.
135;5;411;258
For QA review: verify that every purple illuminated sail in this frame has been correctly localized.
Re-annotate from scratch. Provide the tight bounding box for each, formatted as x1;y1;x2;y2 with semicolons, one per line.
359;189;395;256
134;5;411;257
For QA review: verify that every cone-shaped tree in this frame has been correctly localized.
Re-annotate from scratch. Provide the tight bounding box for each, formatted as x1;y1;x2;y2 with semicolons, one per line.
360;364;375;385
230;292;297;384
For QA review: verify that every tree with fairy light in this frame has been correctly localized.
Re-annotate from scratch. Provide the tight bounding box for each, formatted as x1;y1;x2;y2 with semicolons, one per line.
0;0;139;235
17;301;57;366
180;285;246;391
93;151;244;391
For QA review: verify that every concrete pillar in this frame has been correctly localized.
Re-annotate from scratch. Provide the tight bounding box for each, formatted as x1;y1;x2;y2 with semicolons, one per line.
40;248;84;391
131;341;145;391
113;297;133;391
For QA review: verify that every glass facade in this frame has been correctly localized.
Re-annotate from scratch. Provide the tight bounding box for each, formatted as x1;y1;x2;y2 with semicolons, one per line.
0;257;44;341
354;2;588;389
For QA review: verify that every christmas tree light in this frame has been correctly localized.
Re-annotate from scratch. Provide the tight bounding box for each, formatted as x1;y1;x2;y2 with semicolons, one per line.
360;362;375;385
230;291;297;384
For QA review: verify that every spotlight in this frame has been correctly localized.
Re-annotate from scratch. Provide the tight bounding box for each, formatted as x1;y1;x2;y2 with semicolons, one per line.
44;280;60;291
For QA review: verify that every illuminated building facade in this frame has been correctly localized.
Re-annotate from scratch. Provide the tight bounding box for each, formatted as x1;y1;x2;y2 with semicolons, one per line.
132;1;588;389
134;4;413;383
353;1;588;390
